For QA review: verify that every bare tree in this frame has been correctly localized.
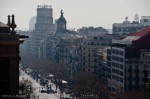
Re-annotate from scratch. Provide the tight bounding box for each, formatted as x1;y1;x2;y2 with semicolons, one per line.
19;79;33;99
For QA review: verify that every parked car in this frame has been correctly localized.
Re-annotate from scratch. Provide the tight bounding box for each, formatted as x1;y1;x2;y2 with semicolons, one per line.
40;90;47;93
47;89;57;94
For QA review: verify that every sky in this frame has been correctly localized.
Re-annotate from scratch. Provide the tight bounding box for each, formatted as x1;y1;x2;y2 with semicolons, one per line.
0;0;150;30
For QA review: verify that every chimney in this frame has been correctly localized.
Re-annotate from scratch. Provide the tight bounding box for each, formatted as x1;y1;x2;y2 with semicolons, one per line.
10;14;17;34
7;15;11;26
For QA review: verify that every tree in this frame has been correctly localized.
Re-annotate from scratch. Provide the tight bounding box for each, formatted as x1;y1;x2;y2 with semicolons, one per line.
71;71;109;99
19;79;33;99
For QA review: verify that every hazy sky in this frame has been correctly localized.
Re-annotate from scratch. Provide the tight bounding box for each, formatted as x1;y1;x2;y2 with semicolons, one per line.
0;0;150;30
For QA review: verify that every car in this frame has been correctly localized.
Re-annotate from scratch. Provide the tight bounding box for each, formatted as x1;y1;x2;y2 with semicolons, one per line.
40;90;47;93
47;89;57;94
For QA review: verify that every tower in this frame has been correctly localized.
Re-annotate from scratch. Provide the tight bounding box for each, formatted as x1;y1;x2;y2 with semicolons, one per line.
56;9;67;33
30;5;54;57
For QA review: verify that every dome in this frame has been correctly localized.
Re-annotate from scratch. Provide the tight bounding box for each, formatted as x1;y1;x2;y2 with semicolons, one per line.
57;10;66;23
123;17;130;25
57;17;66;23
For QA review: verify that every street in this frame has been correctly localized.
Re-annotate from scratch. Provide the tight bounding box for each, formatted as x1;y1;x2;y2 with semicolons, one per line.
20;70;60;99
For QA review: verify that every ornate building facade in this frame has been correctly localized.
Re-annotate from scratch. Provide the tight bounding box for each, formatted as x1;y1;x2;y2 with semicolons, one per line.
0;15;27;98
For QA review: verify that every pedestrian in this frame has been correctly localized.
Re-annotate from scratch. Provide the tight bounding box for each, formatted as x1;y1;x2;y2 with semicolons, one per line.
56;85;58;90
50;85;51;89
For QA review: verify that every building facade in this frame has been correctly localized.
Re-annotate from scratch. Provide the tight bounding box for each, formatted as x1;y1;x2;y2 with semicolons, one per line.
0;15;27;98
140;16;150;26
113;17;144;35
77;26;109;37
81;34;120;76
30;5;54;58
107;27;150;93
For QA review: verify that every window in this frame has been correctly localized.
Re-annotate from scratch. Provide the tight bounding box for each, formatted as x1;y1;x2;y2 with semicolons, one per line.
144;65;148;69
120;51;123;55
94;37;97;40
82;57;85;60
116;76;119;81
116;70;119;75
107;49;111;55
120;71;123;76
120;78;123;83
129;65;132;69
112;49;115;54
100;37;103;40
97;42;100;45
112;62;115;67
91;42;94;45
107;61;111;67
107;56;111;61
116;50;119;54
116;57;119;61
144;19;147;22
120;58;123;62
83;52;85;55
112;75;115;79
120;64;123;69
112;68;115;73
88;53;90;57
112;56;115;60
88;58;90;62
116;63;119;68
112;87;115;92
83;47;85;50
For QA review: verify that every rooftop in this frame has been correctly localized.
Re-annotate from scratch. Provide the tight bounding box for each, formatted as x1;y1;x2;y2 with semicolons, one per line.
0;22;9;27
129;26;150;37
37;4;52;8
0;22;10;33
112;26;150;45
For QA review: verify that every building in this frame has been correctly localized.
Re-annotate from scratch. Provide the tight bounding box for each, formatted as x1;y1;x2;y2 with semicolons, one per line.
44;8;84;77
29;16;36;31
107;26;150;93
56;9;67;33
29;4;55;58
140;16;150;26
81;34;120;76
77;26;109;37
0;15;27;98
113;17;144;35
